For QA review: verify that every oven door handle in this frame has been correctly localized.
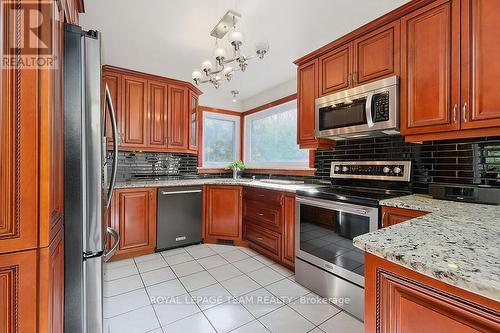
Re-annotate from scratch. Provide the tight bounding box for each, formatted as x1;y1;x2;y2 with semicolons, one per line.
365;91;374;128
296;197;368;215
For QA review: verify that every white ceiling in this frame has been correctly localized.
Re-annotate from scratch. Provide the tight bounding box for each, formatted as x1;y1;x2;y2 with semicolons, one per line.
80;0;410;111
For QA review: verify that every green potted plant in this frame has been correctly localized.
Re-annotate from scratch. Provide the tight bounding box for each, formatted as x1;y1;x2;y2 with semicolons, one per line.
226;160;247;179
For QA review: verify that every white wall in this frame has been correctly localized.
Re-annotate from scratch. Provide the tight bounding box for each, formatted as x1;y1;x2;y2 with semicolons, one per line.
241;78;297;112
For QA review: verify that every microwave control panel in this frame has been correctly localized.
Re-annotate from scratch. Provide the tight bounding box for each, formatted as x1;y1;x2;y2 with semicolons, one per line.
373;92;390;122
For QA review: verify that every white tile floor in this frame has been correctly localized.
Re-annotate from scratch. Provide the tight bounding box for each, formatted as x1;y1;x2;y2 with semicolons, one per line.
103;243;364;333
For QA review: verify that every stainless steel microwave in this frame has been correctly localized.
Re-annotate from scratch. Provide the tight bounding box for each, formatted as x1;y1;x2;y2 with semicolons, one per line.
315;76;399;140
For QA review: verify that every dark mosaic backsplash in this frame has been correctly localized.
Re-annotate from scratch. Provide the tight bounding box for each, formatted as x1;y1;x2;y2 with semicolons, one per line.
314;136;500;193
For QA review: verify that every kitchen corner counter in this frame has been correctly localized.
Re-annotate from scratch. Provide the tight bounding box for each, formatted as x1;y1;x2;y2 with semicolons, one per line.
114;178;325;193
353;194;500;301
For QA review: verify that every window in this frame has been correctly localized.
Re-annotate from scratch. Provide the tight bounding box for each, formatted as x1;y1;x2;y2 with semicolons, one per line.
202;112;240;168
244;100;309;168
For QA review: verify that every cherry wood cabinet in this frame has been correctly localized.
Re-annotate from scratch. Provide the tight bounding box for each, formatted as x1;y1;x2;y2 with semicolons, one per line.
319;44;352;96
148;80;169;148
110;188;157;260
167;84;189;150
281;194;296;268
188;90;199;152
401;0;461;136
365;253;500;333
245;222;282;262
102;71;122;145
122;75;148;148
204;186;243;241
381;206;428;228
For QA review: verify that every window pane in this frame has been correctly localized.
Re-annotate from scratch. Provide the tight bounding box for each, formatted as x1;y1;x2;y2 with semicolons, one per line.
204;117;235;164
250;108;308;163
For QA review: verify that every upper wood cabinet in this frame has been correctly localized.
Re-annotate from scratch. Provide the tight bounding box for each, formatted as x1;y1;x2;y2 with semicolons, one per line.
381;206;428;228
101;66;201;153
110;188;157;260
354;20;401;85
401;0;461;136
167;84;189;150
148;80;169;148
460;0;500;129
204;185;243;241
319;44;352;96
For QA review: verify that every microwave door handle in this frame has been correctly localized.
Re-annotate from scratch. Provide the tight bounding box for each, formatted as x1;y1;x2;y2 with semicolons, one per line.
105;84;118;209
365;91;374;128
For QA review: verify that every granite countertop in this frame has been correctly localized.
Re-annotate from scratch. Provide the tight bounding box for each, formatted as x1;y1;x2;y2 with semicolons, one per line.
114;178;325;193
353;194;500;301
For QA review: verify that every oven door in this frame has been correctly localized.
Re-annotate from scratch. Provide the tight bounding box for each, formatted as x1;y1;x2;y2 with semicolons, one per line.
295;196;378;287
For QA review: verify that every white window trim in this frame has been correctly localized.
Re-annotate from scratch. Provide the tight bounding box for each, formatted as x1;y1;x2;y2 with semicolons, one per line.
202;111;240;168
244;100;309;169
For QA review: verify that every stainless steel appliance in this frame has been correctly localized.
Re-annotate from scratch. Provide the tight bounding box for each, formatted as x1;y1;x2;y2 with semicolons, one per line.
429;183;500;205
157;186;203;250
63;24;120;333
315;76;399;140
295;160;412;320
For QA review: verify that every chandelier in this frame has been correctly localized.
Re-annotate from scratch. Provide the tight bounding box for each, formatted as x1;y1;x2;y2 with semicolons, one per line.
191;10;269;89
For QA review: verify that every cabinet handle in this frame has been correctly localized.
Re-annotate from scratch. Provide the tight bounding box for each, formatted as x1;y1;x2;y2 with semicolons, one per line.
256;237;263;241
452;104;458;123
258;213;264;216
462;102;468;123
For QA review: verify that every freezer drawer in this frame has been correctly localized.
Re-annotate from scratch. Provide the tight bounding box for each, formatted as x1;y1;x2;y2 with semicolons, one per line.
156;186;203;251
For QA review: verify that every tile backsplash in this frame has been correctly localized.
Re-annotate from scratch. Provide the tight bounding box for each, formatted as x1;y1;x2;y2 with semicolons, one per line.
314;136;500;193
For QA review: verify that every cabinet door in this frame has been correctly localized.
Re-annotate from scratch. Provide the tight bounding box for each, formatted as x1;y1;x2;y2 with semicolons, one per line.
381;206;428;228
205;186;242;240
353;21;400;85
0;250;38;333
102;72;122;146
167;84;188;150
112;188;156;259
297;60;318;147
281;195;295;269
319;43;352;96
401;0;461;136
122;75;148;148
148;80;168;149
460;0;500;129
188;90;199;151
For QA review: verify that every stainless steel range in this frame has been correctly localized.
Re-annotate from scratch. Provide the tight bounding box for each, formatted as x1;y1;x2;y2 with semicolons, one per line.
295;160;412;320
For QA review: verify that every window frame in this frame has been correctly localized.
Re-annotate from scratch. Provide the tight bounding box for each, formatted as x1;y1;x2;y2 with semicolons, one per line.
201;111;241;168
243;99;309;169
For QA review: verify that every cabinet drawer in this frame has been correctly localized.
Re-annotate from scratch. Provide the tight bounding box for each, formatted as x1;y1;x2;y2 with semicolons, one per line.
244;223;281;262
243;187;283;207
243;200;281;232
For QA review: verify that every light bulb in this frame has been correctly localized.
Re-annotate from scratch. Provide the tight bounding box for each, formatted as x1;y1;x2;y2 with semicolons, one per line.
229;30;244;44
214;75;221;81
232;98;237;103
213;47;227;60
191;70;202;80
201;60;213;71
223;66;233;75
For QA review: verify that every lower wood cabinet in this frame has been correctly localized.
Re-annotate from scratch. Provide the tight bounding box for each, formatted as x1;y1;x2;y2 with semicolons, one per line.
281;195;296;268
381;206;428;228
110;188;157;260
203;185;243;242
244;222;281;262
365;253;500;333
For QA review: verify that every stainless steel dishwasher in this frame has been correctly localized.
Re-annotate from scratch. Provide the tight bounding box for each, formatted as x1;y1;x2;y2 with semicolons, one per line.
157;186;203;251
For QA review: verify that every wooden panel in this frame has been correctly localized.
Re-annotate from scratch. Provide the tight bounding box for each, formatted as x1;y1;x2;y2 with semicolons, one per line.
244;222;281;262
319;43;352;96
243;200;281;232
188;90;199;151
122;75;148;147
0;250;37;333
0;2;39;254
461;0;500;129
354;20;401;85
148;80;168;148
401;0;461;136
364;253;500;333
297;60;318;146
243;187;283;207
205;186;242;240
39;227;64;333
167;84;188;150
112;188;156;259
102;72;122;145
281;195;295;270
381;206;428;228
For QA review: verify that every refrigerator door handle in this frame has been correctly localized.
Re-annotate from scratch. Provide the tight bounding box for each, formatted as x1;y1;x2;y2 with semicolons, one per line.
105;83;119;209
103;227;120;262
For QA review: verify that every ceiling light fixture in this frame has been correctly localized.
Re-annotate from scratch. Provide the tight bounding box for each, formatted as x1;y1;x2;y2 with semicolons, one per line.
231;90;239;102
192;10;269;89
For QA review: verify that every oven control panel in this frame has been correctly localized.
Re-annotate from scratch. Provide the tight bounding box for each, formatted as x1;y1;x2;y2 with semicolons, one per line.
330;161;411;182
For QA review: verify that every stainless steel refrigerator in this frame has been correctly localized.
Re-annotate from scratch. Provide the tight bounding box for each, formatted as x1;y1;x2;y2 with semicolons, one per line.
63;24;120;333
